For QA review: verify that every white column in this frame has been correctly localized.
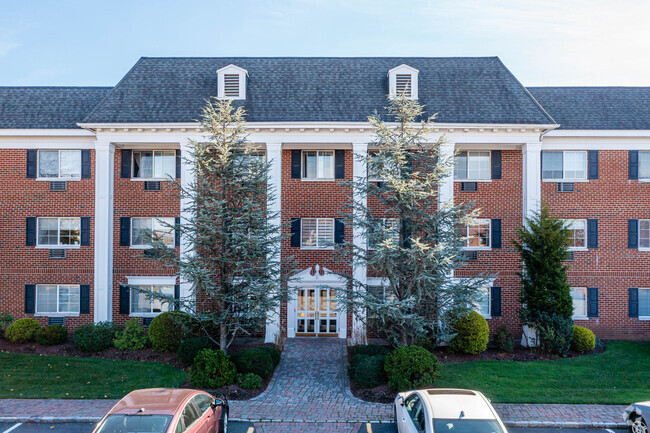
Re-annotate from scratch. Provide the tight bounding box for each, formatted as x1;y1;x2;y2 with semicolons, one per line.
351;142;368;344
265;143;283;344
179;139;196;306
93;140;114;322
438;142;455;208
522;142;542;220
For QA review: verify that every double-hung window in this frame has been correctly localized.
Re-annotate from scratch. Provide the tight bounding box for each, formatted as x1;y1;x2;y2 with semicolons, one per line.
639;220;650;250
368;218;400;249
455;151;491;180
38;150;81;179
131;217;175;248
477;287;491;318
301;218;334;248
564;219;587;250
36;284;80;315
542;151;587;180
639;288;650;318
37;217;81;247
571;287;588;318
130;285;174;316
461;219;491;249
132;150;175;179
638;151;650;180
303;151;334;179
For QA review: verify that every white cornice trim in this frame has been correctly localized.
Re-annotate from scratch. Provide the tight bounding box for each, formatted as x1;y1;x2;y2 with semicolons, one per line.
0;129;96;137
544;129;650;138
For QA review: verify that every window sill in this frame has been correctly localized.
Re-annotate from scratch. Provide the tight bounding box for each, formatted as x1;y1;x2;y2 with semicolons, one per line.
129;313;162;318
637;179;650;183
301;178;336;182
639;248;650;252
35;313;79;317
638;316;650;321
463;248;492;251
35;245;80;249
568;248;588;252
480;314;492;320
129;178;173;182
129;245;174;250
542;179;589;183
300;246;335;250
572;316;589;320
455;179;492;183
36;178;81;182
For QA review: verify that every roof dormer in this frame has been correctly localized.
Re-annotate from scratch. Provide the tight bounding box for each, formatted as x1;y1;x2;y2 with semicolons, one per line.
388;64;419;99
217;64;248;100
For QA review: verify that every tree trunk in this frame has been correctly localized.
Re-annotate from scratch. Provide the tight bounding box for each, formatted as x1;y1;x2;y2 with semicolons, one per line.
220;323;228;354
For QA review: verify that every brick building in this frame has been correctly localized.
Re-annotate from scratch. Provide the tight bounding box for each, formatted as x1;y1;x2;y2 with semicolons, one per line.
1;57;648;342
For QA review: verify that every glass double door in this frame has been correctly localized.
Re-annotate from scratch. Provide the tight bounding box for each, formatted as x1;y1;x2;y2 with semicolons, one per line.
296;288;338;336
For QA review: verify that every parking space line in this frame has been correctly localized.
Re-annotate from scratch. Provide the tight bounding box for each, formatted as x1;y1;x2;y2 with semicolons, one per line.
2;424;22;433
246;428;255;433
366;422;372;433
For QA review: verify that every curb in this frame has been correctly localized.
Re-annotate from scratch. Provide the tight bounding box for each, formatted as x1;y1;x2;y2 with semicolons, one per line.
0;416;102;423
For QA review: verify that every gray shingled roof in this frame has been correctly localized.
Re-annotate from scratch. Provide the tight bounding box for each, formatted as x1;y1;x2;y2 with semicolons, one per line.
0;87;112;129
528;87;650;130
83;57;555;125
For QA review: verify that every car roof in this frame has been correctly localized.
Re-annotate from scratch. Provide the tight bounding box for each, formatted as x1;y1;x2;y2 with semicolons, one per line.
420;389;496;420
109;388;204;415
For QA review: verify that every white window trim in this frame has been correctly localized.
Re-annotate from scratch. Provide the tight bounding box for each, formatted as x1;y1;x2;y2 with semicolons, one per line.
388;64;419;99
301;150;335;180
478;286;491;320
34;284;81;317
35;217;81;249
541;150;588;182
639;288;650;320
368;218;400;250
126;276;177;317
448;278;497;320
571;287;589;320
300;218;335;250
462;218;492;251
638;220;650;251
564;219;588;251
638;151;650;181
454;150;493;182
129;217;175;249
216;64;248;100
130;150;176;181
36;149;82;181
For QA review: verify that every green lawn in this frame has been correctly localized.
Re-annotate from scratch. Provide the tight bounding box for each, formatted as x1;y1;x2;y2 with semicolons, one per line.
0;352;188;399
437;341;650;404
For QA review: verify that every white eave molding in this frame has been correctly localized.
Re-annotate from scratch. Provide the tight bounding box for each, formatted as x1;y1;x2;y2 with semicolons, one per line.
216;64;248;100
388;64;419;99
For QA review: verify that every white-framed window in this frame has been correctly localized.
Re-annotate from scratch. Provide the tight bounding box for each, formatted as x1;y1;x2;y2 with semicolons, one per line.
301;218;334;249
639;220;650;250
37;217;81;247
368;218;400;249
639;288;650;318
455;151;491;180
477;287;491;318
564;219;587;250
367;150;399;182
38;150;81;179
35;284;80;315
571;287;588;318
130;217;175;248
302;151;334;179
132;150;175;179
130;285;174;316
542;151;587;180
461;219;491;250
638;151;650;180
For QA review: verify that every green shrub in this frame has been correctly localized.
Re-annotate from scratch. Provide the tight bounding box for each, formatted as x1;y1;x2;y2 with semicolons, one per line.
0;312;13;331
35;324;68;346
113;318;149;351
351;344;389;357
5;318;41;343
148;311;186;352
493;325;514;353
449;311;489;355
257;345;281;366
384;345;441;391
73;322;121;352
177;337;213;365
237;373;263;389
533;311;574;357
230;348;274;379
571;325;596;353
348;353;369;376
353;355;387;388
189;349;236;388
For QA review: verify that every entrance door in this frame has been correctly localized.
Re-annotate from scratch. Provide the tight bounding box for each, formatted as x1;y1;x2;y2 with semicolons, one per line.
296;288;338;337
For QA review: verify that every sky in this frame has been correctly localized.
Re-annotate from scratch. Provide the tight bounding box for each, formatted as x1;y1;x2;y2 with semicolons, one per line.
1;0;649;87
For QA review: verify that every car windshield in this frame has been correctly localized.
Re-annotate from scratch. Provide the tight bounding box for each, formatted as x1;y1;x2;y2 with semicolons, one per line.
433;419;504;433
94;414;173;433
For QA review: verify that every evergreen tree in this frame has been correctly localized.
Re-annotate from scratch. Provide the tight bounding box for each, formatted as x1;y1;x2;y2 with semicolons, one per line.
334;94;490;346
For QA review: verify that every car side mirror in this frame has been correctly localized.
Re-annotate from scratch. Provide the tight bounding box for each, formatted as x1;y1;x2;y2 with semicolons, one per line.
397;396;405;406
211;398;225;409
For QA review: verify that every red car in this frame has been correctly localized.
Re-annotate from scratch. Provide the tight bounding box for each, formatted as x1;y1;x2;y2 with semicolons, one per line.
92;388;228;433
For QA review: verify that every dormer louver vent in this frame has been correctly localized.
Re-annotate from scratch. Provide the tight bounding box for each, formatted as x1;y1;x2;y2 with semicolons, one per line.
217;64;248;100
388;64;419;100
224;74;240;98
396;74;412;97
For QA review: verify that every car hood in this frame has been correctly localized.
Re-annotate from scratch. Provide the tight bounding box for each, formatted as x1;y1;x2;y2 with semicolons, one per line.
624;402;650;420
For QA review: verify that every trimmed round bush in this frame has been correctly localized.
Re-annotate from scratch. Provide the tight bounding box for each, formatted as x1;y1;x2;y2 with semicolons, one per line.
189;349;236;388
493;325;514;353
35;324;68;346
230;348;274;379
257;345;281;367
177;336;213;365
353;355;387;388
449;311;489;355
113;318;149;350
148;311;186;352
571;325;596;353
351;344;389;358
73;322;120;352
237;373;263;389
5;318;41;343
384;345;441;392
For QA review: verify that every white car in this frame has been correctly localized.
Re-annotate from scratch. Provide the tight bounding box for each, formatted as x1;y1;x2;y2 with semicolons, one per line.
624;401;649;433
394;388;508;433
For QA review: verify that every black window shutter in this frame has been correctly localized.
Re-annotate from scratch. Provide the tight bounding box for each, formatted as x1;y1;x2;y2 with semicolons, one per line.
121;149;132;179
629;288;639;318
26;150;37;179
491;150;502;180
174;284;180;310
119;217;131;246
587;219;598;249
335;150;345;179
175;149;181;179
291;150;301;179
81;149;91;179
25;284;35;314
491;219;502;249
587;287;598;318
491;287;501;317
335;218;345;244
26;217;36;246
588;150;598;180
401;218;411;248
629;150;639;180
175;217;180;246
81;217;90;246
290;218;301;247
403;152;413;178
80;285;90;314
629;219;639;249
119;285;130;315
